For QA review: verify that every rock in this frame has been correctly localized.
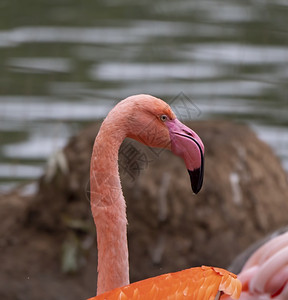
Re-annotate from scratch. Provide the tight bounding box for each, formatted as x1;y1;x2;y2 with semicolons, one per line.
0;120;287;300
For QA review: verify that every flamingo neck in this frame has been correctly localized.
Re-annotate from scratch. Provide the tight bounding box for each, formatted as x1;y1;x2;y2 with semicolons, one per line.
90;117;129;295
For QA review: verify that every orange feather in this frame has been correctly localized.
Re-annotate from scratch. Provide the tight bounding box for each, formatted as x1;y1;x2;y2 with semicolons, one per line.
88;266;241;300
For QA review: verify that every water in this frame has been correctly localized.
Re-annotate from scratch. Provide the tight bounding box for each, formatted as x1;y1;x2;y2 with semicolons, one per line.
0;0;288;193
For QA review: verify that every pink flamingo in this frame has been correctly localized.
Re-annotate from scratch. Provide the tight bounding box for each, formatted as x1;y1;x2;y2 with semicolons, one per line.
88;94;241;299
224;231;288;300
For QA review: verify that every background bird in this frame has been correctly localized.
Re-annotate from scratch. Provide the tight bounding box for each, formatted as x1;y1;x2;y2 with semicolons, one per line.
225;230;288;299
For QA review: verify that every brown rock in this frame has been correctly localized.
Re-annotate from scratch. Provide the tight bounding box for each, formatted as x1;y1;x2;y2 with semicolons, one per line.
0;120;287;299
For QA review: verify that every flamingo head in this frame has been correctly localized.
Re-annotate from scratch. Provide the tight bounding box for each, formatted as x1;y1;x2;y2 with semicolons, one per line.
124;94;204;194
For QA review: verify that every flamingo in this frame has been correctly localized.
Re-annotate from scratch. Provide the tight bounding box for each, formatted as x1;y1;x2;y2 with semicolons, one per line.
88;94;241;299
225;231;288;300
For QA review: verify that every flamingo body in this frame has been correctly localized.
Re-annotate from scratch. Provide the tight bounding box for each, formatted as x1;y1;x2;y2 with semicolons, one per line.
89;266;241;300
89;94;241;299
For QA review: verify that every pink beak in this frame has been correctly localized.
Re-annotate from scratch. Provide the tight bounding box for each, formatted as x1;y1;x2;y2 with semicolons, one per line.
165;119;204;194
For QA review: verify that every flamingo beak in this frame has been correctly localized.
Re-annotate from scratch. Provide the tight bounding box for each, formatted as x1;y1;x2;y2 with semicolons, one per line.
165;119;204;194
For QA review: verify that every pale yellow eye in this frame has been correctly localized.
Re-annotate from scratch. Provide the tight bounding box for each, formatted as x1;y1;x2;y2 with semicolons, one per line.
160;114;168;122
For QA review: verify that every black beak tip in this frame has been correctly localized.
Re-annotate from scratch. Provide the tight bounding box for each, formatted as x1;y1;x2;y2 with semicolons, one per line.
188;168;204;194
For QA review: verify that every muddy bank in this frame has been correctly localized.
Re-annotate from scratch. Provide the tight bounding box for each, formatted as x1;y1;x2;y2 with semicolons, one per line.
1;120;287;300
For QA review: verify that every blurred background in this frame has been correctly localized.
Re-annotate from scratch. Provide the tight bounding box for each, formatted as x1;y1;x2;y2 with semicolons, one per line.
0;0;288;194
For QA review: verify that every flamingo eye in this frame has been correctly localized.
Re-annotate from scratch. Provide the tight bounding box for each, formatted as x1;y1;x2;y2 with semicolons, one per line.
160;114;168;122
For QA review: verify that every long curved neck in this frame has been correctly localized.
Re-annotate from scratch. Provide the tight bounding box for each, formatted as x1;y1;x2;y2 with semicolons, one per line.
90;115;129;295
